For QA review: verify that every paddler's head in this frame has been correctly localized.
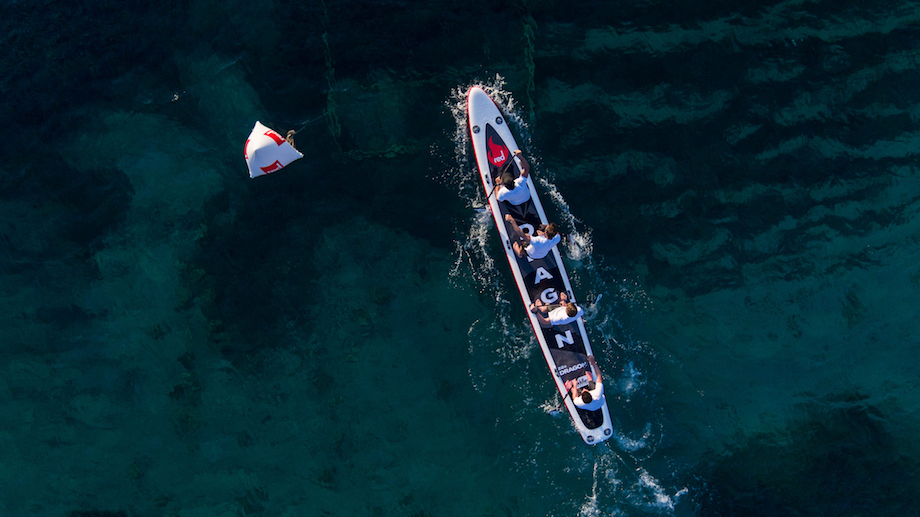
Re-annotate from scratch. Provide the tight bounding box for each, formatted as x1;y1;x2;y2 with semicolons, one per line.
566;302;578;317
580;390;593;404
501;170;516;190
545;223;558;239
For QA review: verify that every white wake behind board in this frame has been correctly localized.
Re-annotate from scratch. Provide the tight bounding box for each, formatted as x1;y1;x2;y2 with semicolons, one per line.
467;86;613;445
243;121;303;179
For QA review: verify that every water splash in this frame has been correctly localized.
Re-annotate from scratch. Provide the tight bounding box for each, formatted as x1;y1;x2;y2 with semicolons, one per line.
632;468;683;512
446;75;539;361
619;361;645;400
539;395;566;417
536;176;594;262
566;448;690;516
614;422;652;452
577;461;604;517
449;209;499;294
567;228;595;263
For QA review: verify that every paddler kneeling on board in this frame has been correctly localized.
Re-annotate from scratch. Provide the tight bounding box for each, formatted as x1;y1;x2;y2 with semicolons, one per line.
530;292;584;327
504;215;562;260
493;150;531;205
564;355;605;411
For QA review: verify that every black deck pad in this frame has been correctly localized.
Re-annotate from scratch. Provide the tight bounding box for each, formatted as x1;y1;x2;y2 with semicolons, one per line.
577;407;605;429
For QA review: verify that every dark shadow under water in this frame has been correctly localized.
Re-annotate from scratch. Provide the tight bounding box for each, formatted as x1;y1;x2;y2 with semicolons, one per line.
694;392;920;517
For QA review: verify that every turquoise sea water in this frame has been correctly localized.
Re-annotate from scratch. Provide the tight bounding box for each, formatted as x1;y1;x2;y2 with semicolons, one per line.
5;0;920;515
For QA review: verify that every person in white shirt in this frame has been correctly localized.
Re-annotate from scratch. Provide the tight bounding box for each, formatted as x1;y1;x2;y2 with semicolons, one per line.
564;355;604;411
504;215;562;260
493;150;531;205
530;292;583;327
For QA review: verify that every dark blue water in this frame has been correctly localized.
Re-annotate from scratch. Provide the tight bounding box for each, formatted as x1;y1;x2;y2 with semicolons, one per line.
4;0;920;515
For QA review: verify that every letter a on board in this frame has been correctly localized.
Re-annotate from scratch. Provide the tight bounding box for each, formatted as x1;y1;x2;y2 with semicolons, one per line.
535;267;553;284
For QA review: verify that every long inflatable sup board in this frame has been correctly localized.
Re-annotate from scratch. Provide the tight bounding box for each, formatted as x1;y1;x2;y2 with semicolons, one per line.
467;86;613;445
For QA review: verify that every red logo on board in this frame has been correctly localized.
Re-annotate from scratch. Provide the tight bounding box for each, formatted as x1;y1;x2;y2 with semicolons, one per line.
487;136;507;165
243;139;250;159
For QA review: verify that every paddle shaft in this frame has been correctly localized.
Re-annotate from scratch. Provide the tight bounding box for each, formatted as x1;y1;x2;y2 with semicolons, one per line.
534;301;567;311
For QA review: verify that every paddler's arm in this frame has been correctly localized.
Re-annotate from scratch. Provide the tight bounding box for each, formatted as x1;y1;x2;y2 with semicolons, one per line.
513;150;530;178
492;176;502;197
564;380;579;399
588;355;602;385
529;302;551;326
